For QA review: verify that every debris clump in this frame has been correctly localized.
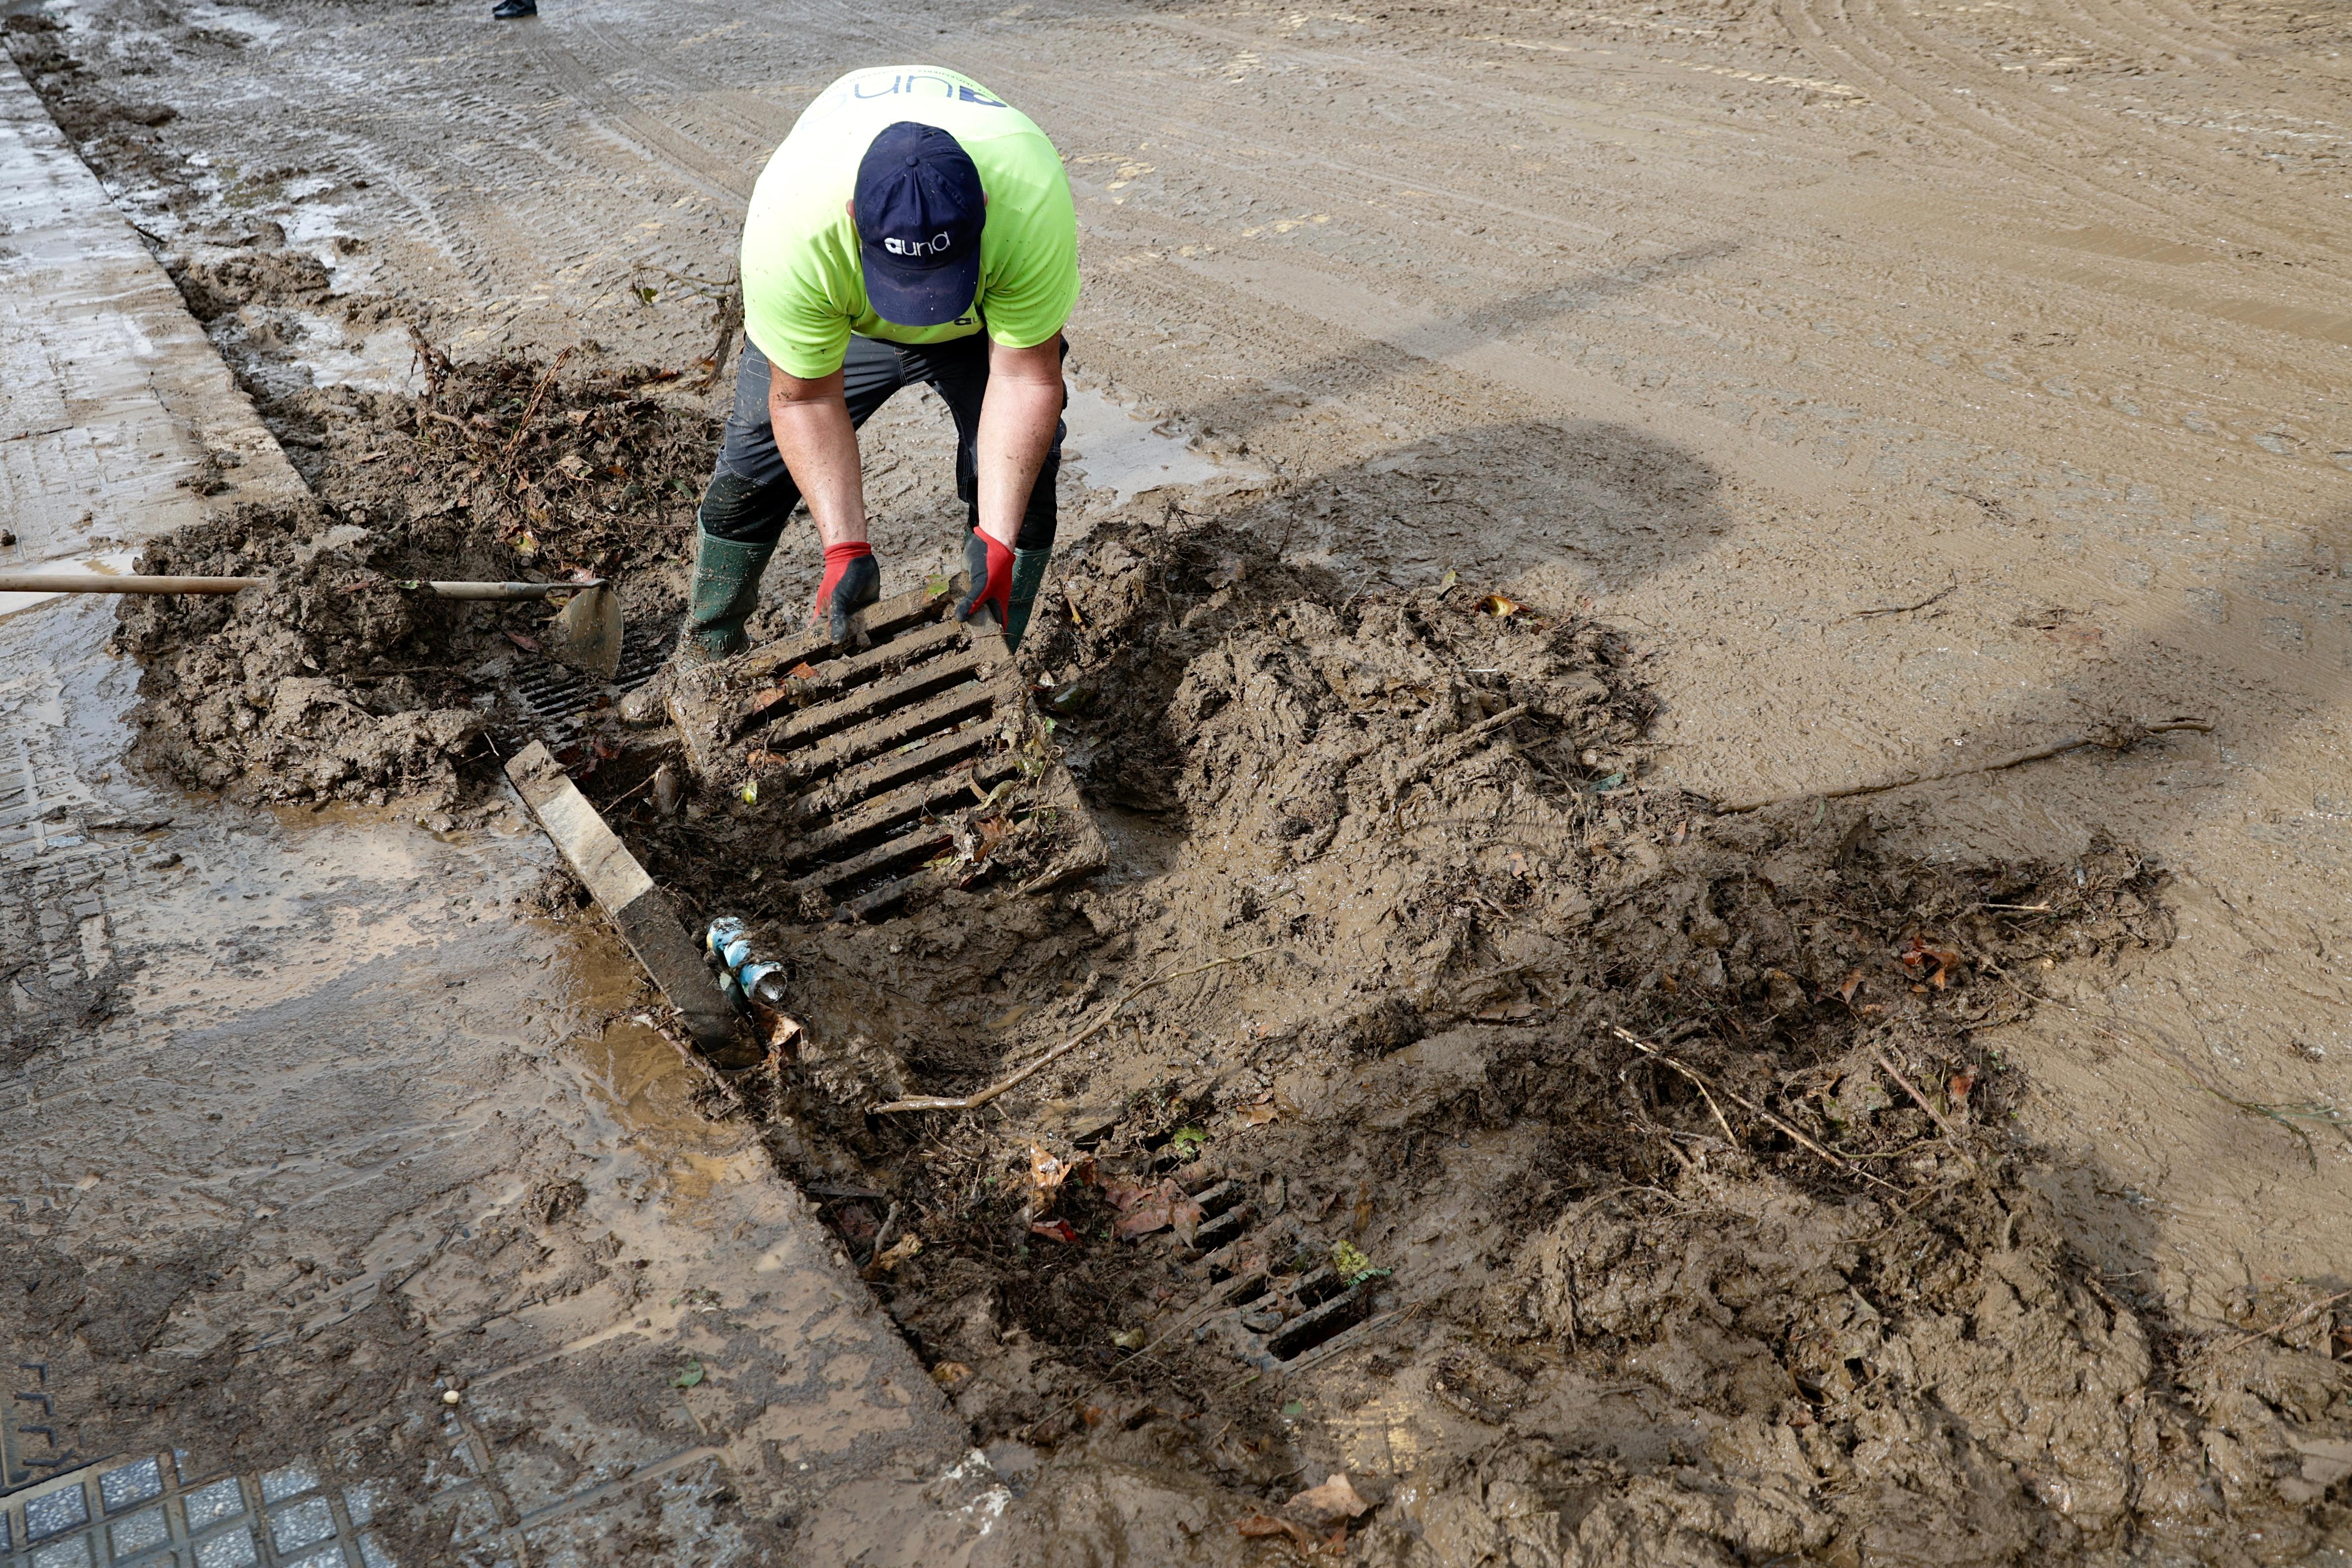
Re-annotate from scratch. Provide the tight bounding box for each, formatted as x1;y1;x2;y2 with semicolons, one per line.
706;513;2352;1566
114;349;716;810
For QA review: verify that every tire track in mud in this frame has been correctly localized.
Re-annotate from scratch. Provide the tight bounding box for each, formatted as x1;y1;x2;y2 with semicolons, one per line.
523;27;759;203
1785;0;2352;279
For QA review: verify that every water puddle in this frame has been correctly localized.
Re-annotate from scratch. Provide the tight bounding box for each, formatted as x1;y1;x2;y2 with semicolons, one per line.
1061;386;1245;502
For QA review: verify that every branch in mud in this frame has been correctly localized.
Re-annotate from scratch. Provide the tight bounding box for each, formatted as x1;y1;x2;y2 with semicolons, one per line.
1715;718;2214;814
1612;1024;1901;1192
629;262;744;391
870;950;1274;1115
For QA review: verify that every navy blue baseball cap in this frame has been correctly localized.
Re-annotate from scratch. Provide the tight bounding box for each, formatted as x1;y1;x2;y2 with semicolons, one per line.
854;121;985;327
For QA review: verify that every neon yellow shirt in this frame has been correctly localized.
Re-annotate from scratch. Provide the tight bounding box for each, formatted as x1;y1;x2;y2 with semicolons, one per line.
740;67;1080;380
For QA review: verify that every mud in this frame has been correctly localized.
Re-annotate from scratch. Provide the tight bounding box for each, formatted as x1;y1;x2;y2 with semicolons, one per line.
575;516;2351;1564
15;0;2352;1558
111;348;716;812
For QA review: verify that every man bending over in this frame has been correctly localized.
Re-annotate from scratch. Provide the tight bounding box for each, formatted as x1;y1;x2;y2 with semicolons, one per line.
681;65;1079;662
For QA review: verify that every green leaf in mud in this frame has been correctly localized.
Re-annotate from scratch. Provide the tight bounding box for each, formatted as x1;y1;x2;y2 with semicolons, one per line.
1592;773;1625;793
927;574;952;597
672;1357;704;1389
1168;1126;1207;1158
1440;568;1458;589
1281;1400;1305;1418
1330;1240;1389;1285
740;780;758;806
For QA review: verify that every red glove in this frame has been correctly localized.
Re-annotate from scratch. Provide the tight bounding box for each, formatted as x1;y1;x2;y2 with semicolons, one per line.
956;528;1014;628
813;540;880;642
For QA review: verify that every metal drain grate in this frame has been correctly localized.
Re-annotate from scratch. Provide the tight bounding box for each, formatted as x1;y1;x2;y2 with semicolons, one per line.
4;1364;74;1497
668;579;1101;922
1171;1174;1388;1373
507;621;675;742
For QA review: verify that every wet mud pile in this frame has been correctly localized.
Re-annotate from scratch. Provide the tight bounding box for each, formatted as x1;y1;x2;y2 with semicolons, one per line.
628;516;2352;1565
116;349;714;811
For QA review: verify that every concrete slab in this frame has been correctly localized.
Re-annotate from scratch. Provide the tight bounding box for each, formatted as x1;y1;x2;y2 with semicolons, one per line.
0;59;302;579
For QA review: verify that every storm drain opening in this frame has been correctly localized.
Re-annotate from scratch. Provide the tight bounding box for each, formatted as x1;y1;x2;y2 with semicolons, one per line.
1168;1171;1393;1372
665;577;1103;922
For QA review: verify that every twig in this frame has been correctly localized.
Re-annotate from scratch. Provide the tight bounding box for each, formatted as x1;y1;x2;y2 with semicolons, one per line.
1717;719;2212;814
496;346;574;471
1843;578;1956;621
1862;1039;1975;1168
1612;1026;1898;1191
859;1201;901;1276
871;949;1274;1114
2211;1287;2352;1358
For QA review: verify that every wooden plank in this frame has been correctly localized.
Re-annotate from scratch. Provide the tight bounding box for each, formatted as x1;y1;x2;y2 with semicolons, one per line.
504;741;744;1061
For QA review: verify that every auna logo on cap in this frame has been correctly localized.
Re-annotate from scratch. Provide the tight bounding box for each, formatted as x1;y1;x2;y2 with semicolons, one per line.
882;231;956;258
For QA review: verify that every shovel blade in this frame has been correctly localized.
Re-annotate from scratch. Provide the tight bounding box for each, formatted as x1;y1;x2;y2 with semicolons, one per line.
549;584;624;680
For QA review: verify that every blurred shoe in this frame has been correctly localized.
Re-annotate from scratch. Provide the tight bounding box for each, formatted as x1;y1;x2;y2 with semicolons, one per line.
491;0;536;17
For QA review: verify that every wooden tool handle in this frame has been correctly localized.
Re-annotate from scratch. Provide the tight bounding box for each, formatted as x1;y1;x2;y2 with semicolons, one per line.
413;579;606;601
0;573;258;594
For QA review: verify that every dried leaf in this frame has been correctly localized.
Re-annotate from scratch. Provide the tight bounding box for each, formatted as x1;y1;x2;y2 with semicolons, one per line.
930;1361;973;1389
1241;1098;1283;1128
1839;969;1864;1003
1029;1218;1080;1244
1288;1473;1371;1524
1104;1176;1204;1243
1237;1514;1316;1545
1948;1068;1978;1100
1439;568;1459;589
1478;594;1523;618
505;630;542;653
870;1234;923;1271
787;661;820;679
1024;1144;1093;1218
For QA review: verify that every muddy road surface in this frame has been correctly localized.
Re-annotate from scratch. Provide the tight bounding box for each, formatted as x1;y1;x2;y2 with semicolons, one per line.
6;0;2352;1561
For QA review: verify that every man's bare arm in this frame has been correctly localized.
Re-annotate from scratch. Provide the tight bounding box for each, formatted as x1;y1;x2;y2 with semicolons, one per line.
974;333;1065;547
768;361;867;547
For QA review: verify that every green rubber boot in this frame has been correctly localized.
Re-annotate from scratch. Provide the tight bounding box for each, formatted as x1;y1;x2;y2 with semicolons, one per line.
678;526;775;666
1004;545;1053;653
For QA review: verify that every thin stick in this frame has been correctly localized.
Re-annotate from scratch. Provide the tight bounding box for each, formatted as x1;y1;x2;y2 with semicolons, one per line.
1718;719;2212;813
871;949;1273;1114
1612;1026;1897;1192
1863;1038;1975;1168
1843;578;1956;621
2211;1287;2352;1358
496;346;574;470
859;1201;901;1277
